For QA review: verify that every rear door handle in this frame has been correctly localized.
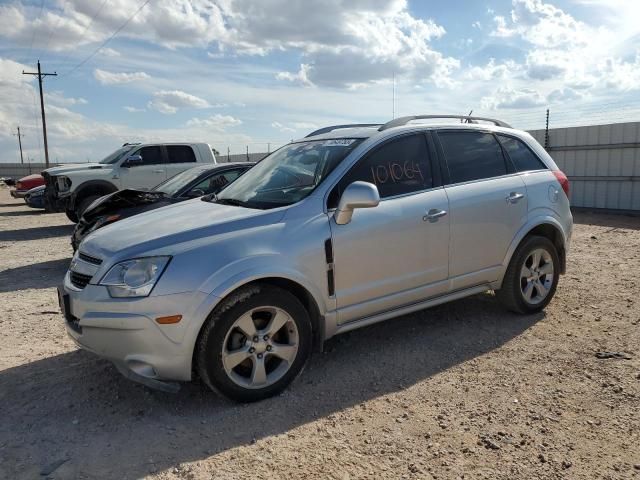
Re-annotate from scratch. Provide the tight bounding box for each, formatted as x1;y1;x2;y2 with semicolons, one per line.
506;192;525;204
423;209;447;222
153;169;165;173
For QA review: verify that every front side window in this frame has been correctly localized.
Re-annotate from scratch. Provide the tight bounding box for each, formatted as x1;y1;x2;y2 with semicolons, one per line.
215;139;363;209
330;134;432;205
99;146;132;164
497;135;547;172
153;166;211;195
189;169;245;196
166;145;196;163
438;131;507;184
135;146;164;166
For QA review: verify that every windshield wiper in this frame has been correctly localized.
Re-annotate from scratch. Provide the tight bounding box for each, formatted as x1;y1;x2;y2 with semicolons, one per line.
201;194;251;208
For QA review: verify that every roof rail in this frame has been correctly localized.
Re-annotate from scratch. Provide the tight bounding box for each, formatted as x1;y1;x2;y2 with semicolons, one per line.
379;115;511;131
305;124;382;138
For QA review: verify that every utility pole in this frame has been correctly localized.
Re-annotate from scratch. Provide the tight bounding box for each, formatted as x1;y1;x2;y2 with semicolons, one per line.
13;126;25;164
227;146;230;162
23;60;57;168
246;145;249;162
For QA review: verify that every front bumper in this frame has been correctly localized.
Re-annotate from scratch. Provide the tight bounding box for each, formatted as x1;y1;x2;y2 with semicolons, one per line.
59;272;209;385
10;189;28;198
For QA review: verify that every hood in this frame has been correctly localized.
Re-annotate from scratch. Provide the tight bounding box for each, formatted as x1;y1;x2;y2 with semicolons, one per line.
43;163;109;175
82;188;166;221
81;198;287;259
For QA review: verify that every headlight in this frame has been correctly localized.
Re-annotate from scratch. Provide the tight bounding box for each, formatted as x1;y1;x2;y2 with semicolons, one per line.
57;176;71;192
99;256;170;298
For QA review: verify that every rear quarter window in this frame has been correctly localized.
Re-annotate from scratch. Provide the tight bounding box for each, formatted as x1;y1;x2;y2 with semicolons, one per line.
497;135;548;172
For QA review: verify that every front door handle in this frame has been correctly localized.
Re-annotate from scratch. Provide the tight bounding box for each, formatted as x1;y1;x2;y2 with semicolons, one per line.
506;192;525;204
423;208;447;222
153;169;165;174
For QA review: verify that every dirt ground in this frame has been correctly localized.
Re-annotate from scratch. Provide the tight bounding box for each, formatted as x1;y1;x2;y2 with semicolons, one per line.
0;186;638;480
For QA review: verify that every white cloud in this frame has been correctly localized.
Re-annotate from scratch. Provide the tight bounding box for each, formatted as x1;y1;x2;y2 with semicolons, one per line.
148;90;210;114
186;114;242;131
272;121;318;133
94;69;150;85
481;86;546;109
276;64;314;87
0;0;458;89
124;106;146;113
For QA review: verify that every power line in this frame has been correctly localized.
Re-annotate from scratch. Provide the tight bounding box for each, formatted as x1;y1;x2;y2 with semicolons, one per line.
26;0;46;62
61;0;152;78
55;0;110;70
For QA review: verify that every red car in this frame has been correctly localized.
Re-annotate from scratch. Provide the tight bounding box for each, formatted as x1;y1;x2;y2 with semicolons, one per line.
10;174;45;199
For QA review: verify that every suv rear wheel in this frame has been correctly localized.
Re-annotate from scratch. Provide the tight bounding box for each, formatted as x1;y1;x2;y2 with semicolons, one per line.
75;195;101;220
196;285;312;402
496;235;560;314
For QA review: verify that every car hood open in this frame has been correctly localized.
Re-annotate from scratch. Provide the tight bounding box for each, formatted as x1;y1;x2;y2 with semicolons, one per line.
82;188;167;222
80;198;287;260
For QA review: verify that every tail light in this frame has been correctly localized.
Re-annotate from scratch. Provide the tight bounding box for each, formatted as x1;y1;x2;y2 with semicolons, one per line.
553;170;570;197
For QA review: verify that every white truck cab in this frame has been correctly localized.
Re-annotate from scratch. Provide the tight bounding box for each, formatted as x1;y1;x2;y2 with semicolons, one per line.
43;142;217;221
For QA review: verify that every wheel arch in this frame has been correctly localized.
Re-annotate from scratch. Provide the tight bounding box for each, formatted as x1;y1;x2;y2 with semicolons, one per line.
190;275;326;380
70;180;118;211
502;217;568;284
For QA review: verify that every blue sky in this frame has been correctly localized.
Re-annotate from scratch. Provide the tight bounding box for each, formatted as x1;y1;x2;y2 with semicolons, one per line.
0;0;639;163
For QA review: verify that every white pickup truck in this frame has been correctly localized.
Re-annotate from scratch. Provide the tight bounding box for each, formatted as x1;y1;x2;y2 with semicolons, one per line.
43;143;217;221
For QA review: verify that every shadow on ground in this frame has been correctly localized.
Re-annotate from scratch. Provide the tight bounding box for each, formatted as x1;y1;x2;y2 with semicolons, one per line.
0;209;48;218
0;224;73;242
0;294;543;479
573;210;640;230
0;258;71;292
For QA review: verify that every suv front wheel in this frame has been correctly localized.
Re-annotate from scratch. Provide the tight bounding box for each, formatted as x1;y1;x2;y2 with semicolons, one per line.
496;235;560;314
196;285;312;402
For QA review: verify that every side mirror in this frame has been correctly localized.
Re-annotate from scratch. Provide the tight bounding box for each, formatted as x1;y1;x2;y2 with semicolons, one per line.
334;181;380;225
123;154;143;167
185;188;205;198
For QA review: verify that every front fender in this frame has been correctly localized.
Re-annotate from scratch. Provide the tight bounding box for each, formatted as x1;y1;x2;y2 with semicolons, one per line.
179;255;328;368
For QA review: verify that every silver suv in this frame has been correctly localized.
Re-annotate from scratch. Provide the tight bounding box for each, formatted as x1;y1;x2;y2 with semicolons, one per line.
59;115;572;402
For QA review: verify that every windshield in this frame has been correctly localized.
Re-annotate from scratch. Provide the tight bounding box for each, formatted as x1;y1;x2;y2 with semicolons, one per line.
216;139;363;209
153;166;212;196
99;146;133;164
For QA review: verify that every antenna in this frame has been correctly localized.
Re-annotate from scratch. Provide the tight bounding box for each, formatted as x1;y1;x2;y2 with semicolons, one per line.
392;72;396;119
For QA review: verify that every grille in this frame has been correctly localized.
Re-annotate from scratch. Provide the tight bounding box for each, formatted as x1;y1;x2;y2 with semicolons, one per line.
70;271;92;289
78;252;103;265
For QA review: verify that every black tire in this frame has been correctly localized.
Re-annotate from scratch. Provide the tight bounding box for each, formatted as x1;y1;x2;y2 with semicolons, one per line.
75;195;100;220
496;235;560;314
65;209;79;223
196;284;312;402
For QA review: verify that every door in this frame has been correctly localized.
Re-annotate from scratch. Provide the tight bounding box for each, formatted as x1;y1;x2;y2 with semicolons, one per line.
120;145;167;190
329;133;450;325
165;145;198;179
436;130;528;290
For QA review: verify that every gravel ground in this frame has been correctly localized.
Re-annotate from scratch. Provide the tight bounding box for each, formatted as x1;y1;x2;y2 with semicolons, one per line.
0;186;639;480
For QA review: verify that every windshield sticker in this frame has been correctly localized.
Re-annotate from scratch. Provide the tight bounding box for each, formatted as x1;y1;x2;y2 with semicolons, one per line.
323;139;357;147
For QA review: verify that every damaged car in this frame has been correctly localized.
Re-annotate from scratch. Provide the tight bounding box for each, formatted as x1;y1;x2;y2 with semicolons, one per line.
71;162;253;251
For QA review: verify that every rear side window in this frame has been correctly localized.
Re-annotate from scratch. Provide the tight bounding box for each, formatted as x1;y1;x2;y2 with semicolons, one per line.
438;131;507;184
137;146;164;165
166;145;197;163
337;134;433;201
497;135;547;172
